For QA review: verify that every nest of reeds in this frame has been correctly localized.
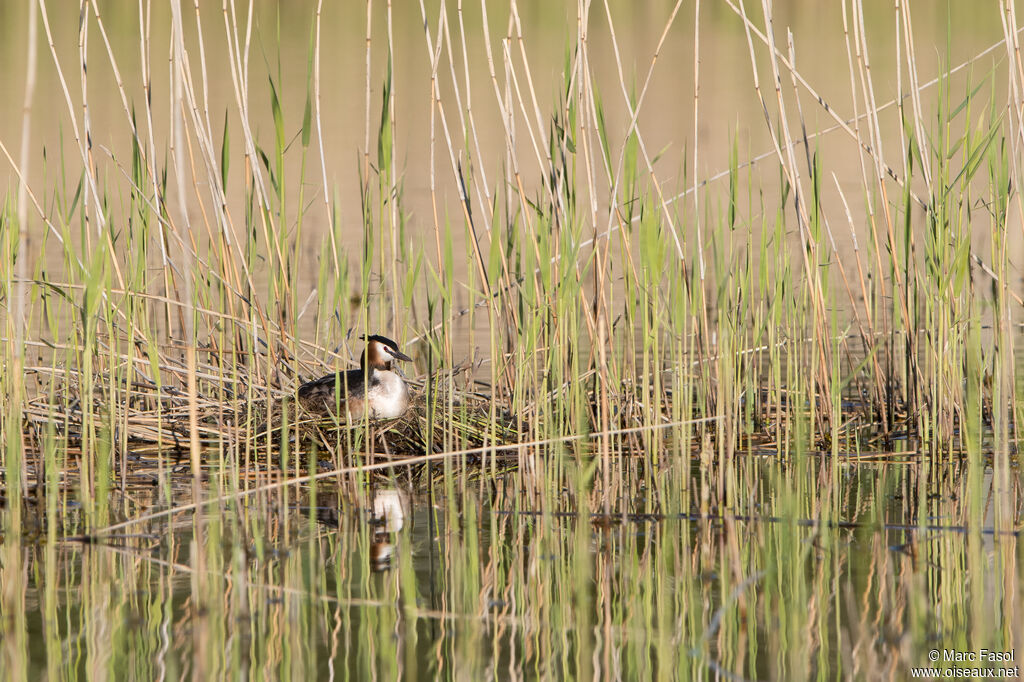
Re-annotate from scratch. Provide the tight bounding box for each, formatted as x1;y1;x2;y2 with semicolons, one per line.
259;376;522;465
20;362;522;487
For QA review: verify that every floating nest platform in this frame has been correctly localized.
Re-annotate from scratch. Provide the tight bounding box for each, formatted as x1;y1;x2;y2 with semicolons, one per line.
260;382;521;462
19;372;523;488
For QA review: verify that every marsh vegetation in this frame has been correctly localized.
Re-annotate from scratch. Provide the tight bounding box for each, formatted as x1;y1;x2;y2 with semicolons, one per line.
1;1;1022;679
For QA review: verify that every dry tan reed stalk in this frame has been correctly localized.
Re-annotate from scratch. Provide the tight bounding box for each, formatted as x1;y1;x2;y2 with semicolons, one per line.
994;0;1024;532
49;0;276;386
576;1;622;517
785;31;867;444
313;0;341;280
5;279;359;388
660;23;1021;222
725;0;1023;434
172;15;253;265
35;2;102;252
476;1;536;233
737;0;833;431
591;0;683;376
184;0;268;346
899;1;932;187
840;1;893;425
687;0;717;421
382;1;399;330
419;0;520;393
728;0;917;202
832;175;889;423
9;0;40;507
853;0;924;419
421;0;450;359
450;6;508;385
723;2;1017;404
161;4;196;494
222;1;268;210
1000;1;1024;150
0;139;69;267
509;1;554;177
137;1;176;334
363;0;373;185
87;2;141;148
601;0;688;262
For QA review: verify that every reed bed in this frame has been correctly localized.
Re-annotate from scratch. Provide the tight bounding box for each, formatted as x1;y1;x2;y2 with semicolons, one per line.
0;1;1022;679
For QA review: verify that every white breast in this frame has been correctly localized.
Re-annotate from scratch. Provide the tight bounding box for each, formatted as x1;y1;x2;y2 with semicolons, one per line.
367;370;410;419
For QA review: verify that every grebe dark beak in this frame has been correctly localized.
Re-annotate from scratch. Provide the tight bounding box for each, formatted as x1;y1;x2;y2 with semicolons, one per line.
386;347;412;362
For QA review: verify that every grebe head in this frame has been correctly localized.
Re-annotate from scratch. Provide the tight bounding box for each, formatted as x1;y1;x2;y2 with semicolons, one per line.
360;334;413;371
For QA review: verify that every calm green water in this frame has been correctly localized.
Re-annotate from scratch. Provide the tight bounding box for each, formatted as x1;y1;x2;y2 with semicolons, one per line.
10;455;1017;680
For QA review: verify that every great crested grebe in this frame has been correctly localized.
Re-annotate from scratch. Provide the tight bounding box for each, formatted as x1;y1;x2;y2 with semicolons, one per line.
298;334;413;419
